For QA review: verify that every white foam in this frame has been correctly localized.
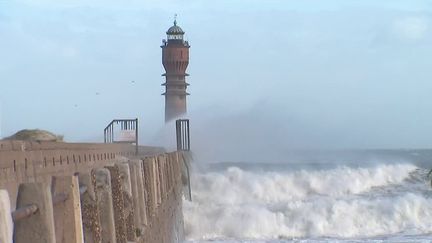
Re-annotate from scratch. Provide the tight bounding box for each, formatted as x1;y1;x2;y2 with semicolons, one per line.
0;190;13;243
184;163;431;240
190;164;416;204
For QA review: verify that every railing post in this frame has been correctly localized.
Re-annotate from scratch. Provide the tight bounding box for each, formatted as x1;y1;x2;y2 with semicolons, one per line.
176;120;181;150
187;120;190;150
176;119;190;151
135;118;139;156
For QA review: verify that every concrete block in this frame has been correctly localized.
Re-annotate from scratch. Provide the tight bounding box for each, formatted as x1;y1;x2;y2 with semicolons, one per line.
94;168;116;243
79;172;102;243
52;175;84;243
157;156;166;199
117;163;136;241
128;161;143;232
105;165;127;243
142;159;154;219
13;182;56;243
167;155;173;193
153;158;162;206
0;190;13;243
145;158;159;212
135;160;148;226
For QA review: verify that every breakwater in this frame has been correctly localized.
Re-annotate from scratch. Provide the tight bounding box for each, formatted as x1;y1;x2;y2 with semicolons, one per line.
0;140;189;243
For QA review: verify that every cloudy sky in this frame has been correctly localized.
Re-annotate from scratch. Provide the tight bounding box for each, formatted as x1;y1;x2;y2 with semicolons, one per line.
0;0;431;151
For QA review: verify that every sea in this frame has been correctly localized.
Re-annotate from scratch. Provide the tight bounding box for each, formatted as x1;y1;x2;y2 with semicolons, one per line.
183;150;432;243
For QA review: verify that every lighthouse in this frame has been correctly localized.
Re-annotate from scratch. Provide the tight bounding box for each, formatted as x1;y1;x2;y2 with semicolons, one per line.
161;19;190;122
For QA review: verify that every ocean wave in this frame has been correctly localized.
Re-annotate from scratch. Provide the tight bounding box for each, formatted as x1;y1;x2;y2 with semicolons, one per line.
190;164;417;203
184;163;432;240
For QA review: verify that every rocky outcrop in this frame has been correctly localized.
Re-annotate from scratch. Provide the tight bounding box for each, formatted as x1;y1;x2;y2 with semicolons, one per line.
4;129;63;142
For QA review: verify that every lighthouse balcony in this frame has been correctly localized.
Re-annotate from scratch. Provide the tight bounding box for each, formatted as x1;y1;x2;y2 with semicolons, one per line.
161;81;190;86
161;40;190;47
162;90;190;96
162;73;189;77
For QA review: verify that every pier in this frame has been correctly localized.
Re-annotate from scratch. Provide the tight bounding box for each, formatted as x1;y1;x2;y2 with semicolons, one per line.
0;124;191;243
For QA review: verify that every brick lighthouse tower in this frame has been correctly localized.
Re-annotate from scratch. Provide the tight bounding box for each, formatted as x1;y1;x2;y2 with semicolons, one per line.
161;19;190;122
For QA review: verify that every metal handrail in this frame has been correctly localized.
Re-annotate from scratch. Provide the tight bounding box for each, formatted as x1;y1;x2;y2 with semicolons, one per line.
176;119;190;151
104;119;138;132
104;118;139;155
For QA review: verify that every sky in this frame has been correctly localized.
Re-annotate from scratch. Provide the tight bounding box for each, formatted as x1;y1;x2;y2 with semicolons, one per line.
0;0;431;152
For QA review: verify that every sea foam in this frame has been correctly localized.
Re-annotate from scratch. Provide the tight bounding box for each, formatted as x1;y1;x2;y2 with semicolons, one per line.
183;163;432;240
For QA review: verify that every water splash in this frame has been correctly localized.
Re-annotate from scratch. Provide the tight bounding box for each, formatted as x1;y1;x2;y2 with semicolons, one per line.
183;163;432;241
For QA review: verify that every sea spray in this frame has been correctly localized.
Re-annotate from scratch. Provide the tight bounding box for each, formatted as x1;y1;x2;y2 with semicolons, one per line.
183;163;432;240
190;164;416;203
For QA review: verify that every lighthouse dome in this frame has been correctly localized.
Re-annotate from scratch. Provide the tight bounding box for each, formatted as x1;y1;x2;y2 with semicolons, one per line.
166;21;185;35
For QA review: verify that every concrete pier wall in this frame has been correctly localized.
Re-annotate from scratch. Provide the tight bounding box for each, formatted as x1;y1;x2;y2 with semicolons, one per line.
0;140;188;243
0;190;13;243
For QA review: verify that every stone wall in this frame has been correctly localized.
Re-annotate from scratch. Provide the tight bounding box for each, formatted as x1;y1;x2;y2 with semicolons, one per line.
0;140;188;243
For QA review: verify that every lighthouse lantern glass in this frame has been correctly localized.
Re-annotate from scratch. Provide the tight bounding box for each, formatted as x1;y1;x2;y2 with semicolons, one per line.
168;34;183;40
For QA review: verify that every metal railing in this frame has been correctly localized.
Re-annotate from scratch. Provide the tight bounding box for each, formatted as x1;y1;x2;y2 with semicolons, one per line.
175;119;192;201
104;118;139;155
176;119;190;151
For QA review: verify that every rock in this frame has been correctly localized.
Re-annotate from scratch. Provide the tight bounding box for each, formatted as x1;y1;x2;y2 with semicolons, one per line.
4;129;63;142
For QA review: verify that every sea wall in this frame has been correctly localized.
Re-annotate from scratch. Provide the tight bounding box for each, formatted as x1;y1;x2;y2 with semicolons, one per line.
0;140;188;243
0;190;13;243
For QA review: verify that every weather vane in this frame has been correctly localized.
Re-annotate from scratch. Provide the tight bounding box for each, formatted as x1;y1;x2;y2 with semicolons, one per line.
174;14;178;25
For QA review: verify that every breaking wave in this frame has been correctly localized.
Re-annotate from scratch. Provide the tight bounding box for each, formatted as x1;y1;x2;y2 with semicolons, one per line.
183;163;432;240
